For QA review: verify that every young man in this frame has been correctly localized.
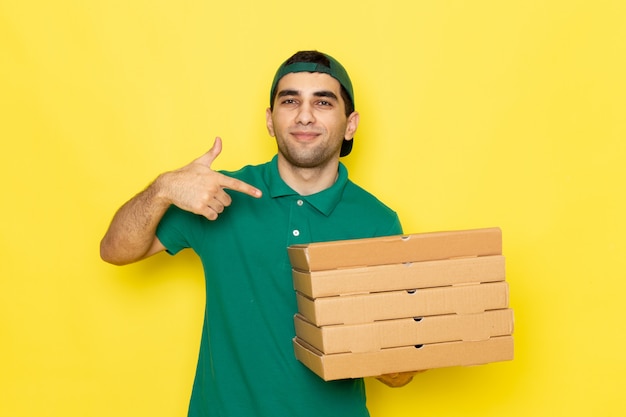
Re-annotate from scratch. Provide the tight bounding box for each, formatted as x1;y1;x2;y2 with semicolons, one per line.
101;51;412;417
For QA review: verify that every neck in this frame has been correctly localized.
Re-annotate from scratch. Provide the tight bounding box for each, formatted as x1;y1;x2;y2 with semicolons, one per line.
277;156;340;196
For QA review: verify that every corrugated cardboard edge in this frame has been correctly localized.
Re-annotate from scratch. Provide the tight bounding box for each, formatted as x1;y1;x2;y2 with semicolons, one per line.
288;227;502;271
293;255;506;298
293;335;514;381
294;309;515;354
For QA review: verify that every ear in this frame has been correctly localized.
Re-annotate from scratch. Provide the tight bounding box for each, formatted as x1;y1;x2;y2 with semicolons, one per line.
344;111;360;140
265;108;275;137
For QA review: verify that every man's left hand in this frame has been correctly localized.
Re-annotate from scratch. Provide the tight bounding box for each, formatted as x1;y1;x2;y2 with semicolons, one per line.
375;370;426;387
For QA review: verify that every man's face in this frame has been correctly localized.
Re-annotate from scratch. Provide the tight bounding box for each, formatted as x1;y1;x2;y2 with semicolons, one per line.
266;72;358;169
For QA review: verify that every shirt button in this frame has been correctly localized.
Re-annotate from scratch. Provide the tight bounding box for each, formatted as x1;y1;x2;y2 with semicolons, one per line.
292;230;300;237
297;199;304;206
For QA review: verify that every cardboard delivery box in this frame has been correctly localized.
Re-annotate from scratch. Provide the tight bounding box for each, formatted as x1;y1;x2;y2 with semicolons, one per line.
288;227;502;272
296;281;509;326
293;255;506;298
294;309;514;354
293;335;514;381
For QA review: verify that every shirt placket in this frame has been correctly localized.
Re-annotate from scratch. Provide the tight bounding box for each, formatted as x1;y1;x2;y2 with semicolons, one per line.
287;197;311;245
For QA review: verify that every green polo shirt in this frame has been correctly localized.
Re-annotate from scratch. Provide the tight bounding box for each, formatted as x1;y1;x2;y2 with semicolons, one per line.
156;155;402;417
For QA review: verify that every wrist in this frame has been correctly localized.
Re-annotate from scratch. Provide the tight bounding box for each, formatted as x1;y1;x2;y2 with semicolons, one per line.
151;172;175;207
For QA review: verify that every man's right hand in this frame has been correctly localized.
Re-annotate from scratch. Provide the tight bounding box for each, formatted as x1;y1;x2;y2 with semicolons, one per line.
157;137;262;221
100;137;262;265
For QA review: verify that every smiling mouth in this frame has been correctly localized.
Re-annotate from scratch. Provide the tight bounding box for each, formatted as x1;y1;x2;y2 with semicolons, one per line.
291;131;321;141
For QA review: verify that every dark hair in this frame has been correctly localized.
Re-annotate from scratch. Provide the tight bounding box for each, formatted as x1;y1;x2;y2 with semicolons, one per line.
270;50;355;117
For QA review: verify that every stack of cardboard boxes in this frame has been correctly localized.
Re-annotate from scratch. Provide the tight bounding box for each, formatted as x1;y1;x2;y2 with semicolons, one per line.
287;227;514;381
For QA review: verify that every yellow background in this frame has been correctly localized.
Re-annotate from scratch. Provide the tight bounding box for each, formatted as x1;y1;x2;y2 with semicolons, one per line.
2;0;625;416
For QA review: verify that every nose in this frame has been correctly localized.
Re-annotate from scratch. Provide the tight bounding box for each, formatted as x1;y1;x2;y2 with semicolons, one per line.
295;103;315;125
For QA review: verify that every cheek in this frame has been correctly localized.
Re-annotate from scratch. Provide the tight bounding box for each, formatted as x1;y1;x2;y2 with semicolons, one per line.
270;112;289;131
326;118;348;137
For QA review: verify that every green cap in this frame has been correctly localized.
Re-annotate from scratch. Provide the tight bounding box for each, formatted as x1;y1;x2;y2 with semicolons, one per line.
269;53;355;157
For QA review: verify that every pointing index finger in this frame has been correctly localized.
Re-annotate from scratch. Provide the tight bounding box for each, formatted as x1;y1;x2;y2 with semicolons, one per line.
219;174;262;198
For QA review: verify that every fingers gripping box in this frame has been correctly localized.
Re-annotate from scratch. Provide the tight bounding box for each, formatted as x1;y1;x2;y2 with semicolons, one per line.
288;227;514;381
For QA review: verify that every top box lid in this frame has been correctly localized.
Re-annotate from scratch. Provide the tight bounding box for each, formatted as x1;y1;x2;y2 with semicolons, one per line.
288;227;502;272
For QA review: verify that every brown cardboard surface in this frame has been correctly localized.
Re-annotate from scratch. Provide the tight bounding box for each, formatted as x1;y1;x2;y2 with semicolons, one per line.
288;227;502;272
292;255;505;298
293;335;514;381
294;309;514;354
296;281;509;326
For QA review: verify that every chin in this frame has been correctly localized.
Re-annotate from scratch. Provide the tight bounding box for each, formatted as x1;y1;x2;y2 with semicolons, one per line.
279;144;340;169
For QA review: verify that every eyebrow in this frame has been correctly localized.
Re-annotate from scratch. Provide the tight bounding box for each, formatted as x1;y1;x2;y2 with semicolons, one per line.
314;90;339;101
277;89;339;101
277;89;299;98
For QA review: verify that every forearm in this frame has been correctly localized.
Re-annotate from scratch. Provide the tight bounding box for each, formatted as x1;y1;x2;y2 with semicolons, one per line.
100;176;170;265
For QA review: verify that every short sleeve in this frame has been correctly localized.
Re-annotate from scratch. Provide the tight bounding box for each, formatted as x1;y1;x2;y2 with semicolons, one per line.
155;205;202;255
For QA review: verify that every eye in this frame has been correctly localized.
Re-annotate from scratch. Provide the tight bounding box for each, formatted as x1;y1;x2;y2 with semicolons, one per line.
279;98;299;108
317;100;332;107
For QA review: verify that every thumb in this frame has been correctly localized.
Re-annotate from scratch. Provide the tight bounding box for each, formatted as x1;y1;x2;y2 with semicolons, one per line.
194;136;223;167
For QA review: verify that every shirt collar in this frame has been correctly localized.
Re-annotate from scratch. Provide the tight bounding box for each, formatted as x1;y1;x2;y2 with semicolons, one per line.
265;155;348;216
